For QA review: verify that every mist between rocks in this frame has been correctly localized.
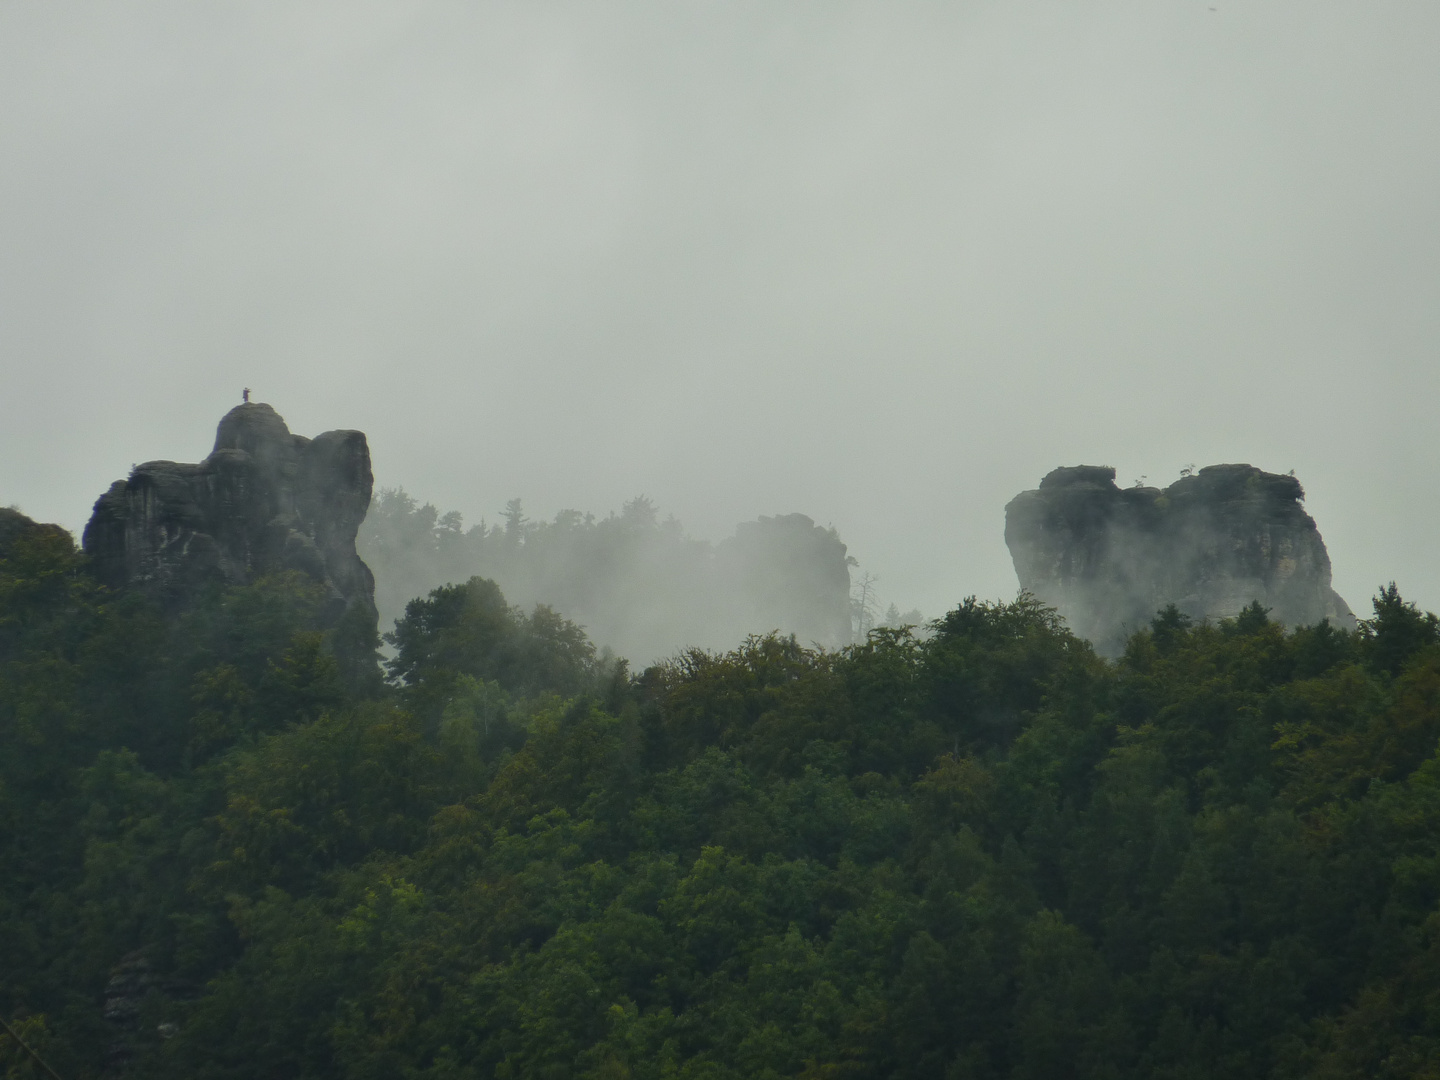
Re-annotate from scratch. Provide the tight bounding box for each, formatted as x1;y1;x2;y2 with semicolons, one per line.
359;490;859;664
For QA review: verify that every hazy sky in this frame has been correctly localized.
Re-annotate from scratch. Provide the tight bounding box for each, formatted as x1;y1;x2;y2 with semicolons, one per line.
3;2;1438;621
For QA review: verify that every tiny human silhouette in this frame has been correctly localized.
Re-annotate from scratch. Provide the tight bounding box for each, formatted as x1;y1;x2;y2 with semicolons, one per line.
243;387;251;403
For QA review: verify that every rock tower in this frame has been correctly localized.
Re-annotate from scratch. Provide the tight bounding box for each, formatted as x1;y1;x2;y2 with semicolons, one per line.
1005;464;1355;654
83;402;376;629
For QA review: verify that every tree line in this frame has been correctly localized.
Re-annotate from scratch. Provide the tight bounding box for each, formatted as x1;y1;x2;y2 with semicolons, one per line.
358;490;854;663
2;513;1439;1077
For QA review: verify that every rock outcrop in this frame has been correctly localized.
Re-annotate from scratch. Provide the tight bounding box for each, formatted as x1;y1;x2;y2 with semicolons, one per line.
1005;464;1355;653
100;950;194;1078
83;403;376;629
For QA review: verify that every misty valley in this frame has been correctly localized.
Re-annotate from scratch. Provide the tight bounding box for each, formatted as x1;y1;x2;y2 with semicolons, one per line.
4;402;1438;1079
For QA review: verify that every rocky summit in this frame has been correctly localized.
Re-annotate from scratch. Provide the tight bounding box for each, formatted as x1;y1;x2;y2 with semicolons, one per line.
83;402;376;628
1005;463;1355;654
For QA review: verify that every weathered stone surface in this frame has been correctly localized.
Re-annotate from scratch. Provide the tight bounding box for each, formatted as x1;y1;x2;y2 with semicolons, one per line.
83;403;376;627
100;950;195;1078
1005;463;1355;653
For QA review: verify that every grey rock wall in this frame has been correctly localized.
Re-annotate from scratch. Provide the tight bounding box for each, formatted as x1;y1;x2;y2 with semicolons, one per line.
83;403;376;628
1005;464;1355;654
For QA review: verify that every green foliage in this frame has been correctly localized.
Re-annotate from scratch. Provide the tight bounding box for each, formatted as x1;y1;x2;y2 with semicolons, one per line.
924;594;1103;750
1362;582;1440;677
386;576;601;727
8;551;1440;1079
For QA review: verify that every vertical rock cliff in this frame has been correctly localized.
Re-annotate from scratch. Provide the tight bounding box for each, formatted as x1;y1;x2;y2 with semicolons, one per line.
1005;464;1355;654
83;402;377;632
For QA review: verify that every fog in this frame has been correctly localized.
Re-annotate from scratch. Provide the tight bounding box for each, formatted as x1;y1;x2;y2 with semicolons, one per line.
3;3;1439;629
360;489;856;663
1007;464;1359;657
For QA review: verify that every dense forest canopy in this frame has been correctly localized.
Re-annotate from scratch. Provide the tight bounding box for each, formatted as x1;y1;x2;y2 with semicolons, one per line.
4;509;1440;1078
358;490;858;663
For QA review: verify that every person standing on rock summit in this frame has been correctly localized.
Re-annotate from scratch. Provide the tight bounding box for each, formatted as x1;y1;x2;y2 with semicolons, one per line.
81;401;379;685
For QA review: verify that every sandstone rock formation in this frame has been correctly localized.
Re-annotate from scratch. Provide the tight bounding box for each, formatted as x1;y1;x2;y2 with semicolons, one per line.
1005;464;1355;654
83;403;376;629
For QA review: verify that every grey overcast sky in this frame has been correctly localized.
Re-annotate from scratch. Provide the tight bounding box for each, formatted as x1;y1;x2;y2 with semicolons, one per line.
2;2;1438;620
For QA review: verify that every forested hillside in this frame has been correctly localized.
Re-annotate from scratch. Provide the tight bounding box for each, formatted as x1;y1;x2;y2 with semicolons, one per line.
4;512;1440;1078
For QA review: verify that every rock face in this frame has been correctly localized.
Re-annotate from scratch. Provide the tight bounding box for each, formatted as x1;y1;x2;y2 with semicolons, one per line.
83;403;376;627
100;950;194;1078
1005;464;1355;654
